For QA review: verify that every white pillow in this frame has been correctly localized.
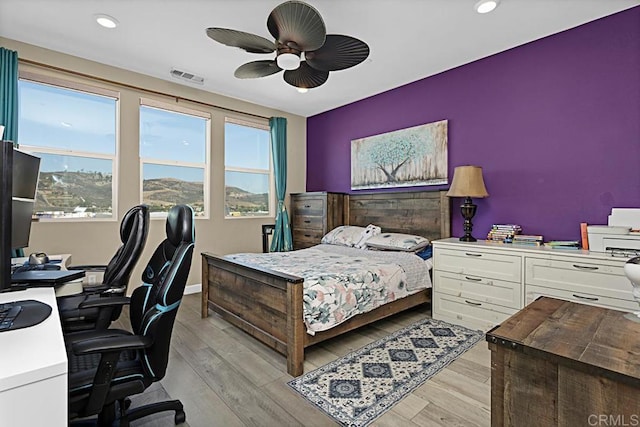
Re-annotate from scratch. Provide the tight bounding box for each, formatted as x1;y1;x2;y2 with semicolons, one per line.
321;224;381;248
321;226;367;247
366;232;430;252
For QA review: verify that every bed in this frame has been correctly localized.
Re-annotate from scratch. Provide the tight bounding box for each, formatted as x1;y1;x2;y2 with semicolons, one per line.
201;190;451;376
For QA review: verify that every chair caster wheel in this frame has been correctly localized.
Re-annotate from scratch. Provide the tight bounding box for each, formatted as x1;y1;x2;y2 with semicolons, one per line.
175;410;186;424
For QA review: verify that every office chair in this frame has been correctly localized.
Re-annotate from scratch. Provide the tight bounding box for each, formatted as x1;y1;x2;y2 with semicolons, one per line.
58;204;150;332
66;204;195;426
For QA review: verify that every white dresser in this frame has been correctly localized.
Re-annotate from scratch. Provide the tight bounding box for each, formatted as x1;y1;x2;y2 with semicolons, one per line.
432;238;636;330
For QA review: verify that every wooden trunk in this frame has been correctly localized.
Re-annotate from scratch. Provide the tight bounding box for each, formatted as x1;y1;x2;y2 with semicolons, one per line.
487;297;640;427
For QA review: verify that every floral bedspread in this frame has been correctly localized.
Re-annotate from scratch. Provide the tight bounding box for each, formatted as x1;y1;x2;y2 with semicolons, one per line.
225;244;432;335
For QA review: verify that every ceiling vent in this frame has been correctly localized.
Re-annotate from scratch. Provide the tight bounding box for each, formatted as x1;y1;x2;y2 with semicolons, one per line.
170;68;204;85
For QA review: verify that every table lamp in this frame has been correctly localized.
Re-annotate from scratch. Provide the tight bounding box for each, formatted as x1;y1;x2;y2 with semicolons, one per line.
446;165;489;242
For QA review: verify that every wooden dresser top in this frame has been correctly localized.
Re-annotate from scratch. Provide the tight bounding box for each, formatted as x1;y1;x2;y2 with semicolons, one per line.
487;297;640;385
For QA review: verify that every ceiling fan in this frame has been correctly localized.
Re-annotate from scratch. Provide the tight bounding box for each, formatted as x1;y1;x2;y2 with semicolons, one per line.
206;0;370;90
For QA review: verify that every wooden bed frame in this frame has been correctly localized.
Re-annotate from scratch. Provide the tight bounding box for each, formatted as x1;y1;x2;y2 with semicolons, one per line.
201;190;451;376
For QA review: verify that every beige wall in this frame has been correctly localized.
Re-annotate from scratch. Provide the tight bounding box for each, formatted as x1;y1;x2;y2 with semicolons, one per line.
1;37;307;290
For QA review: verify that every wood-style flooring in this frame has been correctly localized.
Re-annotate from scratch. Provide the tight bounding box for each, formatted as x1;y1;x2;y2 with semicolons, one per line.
123;293;491;426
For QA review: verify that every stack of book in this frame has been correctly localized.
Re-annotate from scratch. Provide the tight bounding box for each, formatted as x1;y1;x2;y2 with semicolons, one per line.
487;224;522;242
512;235;544;246
545;240;580;250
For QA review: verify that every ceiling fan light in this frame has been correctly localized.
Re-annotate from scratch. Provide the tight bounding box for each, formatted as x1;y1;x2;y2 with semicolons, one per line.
297;87;308;93
277;53;300;70
474;0;499;14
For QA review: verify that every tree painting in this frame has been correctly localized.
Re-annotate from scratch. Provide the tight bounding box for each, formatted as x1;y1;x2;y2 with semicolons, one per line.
351;120;448;190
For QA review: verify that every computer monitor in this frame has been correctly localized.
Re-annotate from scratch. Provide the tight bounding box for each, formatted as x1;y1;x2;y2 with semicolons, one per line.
12;149;40;200
10;150;40;250
12;199;36;249
1;142;41;292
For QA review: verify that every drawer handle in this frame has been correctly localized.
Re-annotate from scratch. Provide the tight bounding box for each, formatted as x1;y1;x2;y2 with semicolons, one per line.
465;276;482;282
572;294;599;301
304;220;311;223
572;264;598;271
304;234;312;237
304;205;311;208
465;300;482;306
465;253;482;257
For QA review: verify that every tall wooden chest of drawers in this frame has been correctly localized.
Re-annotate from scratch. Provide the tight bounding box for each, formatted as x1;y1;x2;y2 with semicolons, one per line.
290;192;344;249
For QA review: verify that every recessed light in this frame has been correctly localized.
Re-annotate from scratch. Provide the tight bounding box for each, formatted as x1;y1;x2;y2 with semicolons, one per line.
297;87;309;94
474;0;500;14
94;14;119;29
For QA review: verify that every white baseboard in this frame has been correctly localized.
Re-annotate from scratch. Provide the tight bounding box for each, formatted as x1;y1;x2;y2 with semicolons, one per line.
184;283;201;295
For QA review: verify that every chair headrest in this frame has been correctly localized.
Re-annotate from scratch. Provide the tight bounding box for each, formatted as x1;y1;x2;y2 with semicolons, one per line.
120;204;149;243
166;205;194;245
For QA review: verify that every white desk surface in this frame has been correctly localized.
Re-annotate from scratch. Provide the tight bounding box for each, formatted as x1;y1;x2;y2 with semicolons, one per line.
0;287;67;393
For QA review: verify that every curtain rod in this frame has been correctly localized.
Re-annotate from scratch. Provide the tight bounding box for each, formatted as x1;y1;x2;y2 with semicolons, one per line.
18;58;271;121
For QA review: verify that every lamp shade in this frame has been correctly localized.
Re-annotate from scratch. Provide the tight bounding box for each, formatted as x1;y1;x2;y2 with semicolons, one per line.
446;165;489;198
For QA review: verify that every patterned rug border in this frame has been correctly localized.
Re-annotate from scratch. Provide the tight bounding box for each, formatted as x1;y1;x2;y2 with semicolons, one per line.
288;317;483;427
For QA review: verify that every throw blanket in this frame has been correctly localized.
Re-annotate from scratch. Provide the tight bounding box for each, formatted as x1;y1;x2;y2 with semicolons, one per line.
226;244;431;335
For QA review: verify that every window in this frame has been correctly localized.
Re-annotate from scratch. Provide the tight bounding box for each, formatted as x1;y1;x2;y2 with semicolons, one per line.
17;75;118;219
224;118;272;218
139;99;209;217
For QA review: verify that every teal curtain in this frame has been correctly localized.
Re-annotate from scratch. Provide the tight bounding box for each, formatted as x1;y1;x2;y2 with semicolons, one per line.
0;48;19;143
269;117;293;252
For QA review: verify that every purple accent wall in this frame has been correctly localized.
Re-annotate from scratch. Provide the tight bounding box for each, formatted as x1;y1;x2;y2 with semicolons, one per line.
306;7;640;241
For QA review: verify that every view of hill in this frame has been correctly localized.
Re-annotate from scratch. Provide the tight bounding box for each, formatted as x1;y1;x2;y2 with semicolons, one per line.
35;171;266;216
225;186;268;215
36;171;113;215
143;177;204;213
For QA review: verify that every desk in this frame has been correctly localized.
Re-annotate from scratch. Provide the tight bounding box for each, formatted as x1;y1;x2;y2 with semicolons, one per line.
0;288;67;426
487;297;640;426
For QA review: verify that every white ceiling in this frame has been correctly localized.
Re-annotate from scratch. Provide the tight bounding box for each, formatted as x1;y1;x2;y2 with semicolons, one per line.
1;0;638;117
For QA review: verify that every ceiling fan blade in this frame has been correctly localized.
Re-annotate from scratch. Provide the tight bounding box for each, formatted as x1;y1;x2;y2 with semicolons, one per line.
267;1;326;51
305;35;370;72
283;61;329;89
234;60;282;79
206;28;275;54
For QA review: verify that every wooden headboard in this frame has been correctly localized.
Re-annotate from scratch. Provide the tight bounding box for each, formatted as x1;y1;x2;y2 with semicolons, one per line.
345;190;451;241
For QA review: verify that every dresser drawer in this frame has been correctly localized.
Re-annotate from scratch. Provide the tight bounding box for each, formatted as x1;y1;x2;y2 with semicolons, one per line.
292;229;324;249
525;284;637;313
291;197;325;217
435;248;521;283
525;257;631;301
434;271;522;309
433;293;518;331
291;214;324;231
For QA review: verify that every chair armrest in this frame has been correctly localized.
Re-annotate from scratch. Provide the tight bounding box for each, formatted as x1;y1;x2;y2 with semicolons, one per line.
71;334;153;415
80;284;110;294
78;296;130;310
68;264;107;272
64;328;130;346
72;334;153;356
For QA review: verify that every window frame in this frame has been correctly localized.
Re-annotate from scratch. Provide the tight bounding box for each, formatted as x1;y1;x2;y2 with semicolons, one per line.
224;116;274;219
17;71;120;222
139;98;211;219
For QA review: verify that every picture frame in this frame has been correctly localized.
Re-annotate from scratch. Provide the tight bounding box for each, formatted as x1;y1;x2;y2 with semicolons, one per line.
351;120;448;190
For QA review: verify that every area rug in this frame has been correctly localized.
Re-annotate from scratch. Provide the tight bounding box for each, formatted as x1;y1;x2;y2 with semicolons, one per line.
288;317;483;426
